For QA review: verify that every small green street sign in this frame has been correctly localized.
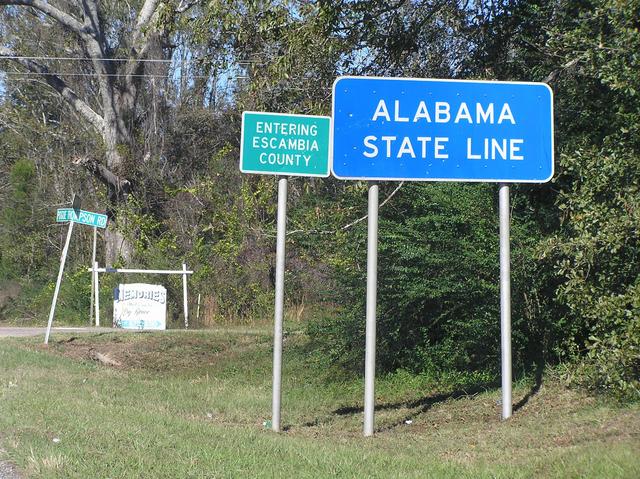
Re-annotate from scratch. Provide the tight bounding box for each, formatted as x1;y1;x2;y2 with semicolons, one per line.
56;208;108;228
240;111;331;177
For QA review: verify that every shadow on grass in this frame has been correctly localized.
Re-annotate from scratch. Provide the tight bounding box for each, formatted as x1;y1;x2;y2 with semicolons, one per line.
310;363;546;432
513;361;544;412
321;381;499;432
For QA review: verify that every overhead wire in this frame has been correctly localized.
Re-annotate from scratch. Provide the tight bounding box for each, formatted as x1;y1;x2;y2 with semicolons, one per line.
0;55;334;94
2;71;216;79
0;55;261;80
0;55;264;64
1;55;175;63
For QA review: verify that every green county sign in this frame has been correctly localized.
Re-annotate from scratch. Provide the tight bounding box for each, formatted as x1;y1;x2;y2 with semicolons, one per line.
240;111;331;177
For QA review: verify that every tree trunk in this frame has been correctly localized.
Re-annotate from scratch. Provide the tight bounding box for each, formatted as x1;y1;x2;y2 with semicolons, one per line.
102;104;134;266
105;228;132;266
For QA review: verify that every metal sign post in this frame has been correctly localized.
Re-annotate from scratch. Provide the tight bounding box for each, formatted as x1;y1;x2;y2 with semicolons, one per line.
239;111;331;432
363;183;379;437
46;204;108;343
272;177;288;432
331;76;554;433
499;184;512;419
44;221;75;344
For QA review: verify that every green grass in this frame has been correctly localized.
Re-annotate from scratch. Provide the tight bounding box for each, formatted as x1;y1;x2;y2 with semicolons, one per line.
0;330;638;478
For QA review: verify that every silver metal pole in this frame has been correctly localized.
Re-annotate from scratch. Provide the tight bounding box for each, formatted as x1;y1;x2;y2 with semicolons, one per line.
90;226;97;325
272;177;288;432
94;261;100;327
183;263;189;329
363;183;379;437
45;221;75;344
499;184;512;420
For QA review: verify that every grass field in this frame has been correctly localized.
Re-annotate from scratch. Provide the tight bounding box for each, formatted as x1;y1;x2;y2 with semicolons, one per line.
0;328;638;478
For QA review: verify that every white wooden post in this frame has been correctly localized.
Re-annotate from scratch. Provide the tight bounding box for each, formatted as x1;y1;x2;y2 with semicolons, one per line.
182;263;189;329
94;261;100;327
90;226;97;324
45;221;75;344
85;266;194;330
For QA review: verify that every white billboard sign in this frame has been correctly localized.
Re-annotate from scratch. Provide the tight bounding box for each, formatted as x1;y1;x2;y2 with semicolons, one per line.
113;283;167;330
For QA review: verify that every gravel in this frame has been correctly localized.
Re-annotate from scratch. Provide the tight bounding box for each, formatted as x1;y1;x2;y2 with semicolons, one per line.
0;460;20;479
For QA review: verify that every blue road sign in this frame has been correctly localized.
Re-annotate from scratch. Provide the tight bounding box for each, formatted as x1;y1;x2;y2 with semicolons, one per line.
56;208;108;228
332;77;554;182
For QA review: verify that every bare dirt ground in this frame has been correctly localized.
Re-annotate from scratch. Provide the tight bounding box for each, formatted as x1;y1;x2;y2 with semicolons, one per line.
0;448;20;479
30;330;262;373
0;327;118;338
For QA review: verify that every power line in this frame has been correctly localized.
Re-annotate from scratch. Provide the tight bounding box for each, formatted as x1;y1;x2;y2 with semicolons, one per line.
0;70;334;86
2;71;218;79
1;55;171;63
0;76;333;94
0;55;264;64
0;77;243;91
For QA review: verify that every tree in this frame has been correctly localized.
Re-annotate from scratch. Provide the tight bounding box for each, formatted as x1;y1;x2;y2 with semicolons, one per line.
541;0;640;399
0;0;194;264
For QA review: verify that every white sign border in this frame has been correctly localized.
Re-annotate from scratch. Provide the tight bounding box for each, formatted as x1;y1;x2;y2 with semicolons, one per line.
240;111;334;178
113;283;167;331
331;76;555;184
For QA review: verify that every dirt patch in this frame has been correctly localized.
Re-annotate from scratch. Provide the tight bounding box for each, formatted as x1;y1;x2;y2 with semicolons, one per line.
0;443;21;479
0;459;21;479
32;332;263;373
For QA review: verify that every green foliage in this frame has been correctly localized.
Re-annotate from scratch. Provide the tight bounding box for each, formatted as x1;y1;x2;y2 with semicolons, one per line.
375;184;499;374
0;159;49;279
187;174;275;323
541;0;640;400
309;183;558;377
574;293;640;401
52;267;93;325
2;0;639;402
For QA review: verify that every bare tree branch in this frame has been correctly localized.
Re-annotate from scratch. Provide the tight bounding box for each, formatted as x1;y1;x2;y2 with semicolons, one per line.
118;0;165;110
544;57;582;84
286;182;405;237
72;155;131;194
0;46;105;132
132;0;161;48
176;0;199;13
0;0;85;35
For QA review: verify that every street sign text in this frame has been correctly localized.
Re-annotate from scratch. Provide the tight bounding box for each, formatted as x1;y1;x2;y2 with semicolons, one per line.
56;208;108;228
240;111;331;177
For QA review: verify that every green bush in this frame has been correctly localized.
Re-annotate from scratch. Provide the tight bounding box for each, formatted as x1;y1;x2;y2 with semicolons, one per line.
308;183;559;379
574;287;640;401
